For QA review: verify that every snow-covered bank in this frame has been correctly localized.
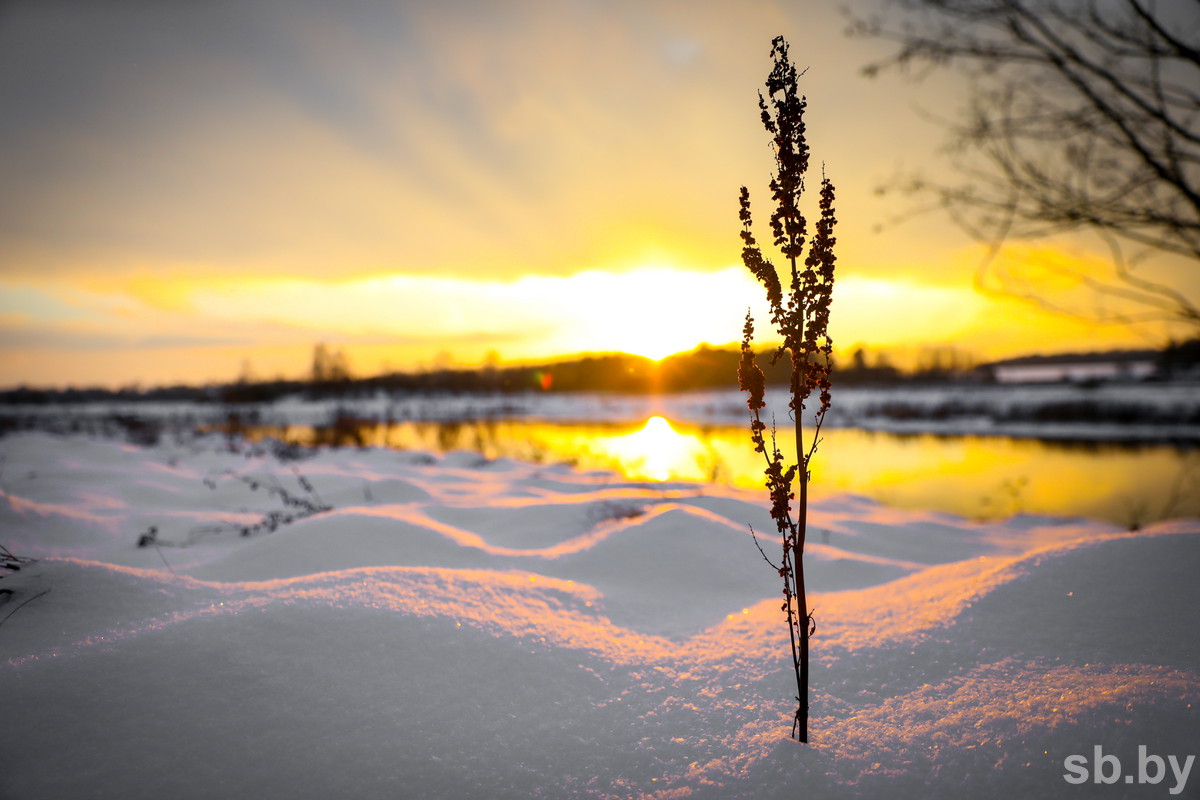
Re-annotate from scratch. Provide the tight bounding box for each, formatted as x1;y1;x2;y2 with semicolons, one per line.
1;432;1198;799
4;381;1200;443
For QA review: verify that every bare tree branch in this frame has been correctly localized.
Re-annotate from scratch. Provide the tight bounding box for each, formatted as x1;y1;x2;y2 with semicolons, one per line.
851;0;1200;328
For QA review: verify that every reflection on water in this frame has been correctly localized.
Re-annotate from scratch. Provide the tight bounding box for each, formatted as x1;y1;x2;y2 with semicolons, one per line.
234;415;1198;527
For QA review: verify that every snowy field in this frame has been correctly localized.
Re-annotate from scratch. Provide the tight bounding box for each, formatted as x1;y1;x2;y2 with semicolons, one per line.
2;430;1198;799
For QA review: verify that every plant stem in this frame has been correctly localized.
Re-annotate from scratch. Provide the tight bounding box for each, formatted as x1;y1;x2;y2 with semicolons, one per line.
794;350;809;743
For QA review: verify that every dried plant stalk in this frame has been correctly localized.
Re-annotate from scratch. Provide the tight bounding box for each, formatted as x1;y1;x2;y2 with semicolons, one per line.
737;36;837;744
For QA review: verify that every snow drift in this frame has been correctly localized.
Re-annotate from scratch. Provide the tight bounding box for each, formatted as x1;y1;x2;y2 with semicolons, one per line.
1;431;1197;799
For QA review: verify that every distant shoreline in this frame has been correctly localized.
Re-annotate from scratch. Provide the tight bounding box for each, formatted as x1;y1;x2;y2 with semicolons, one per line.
2;383;1198;447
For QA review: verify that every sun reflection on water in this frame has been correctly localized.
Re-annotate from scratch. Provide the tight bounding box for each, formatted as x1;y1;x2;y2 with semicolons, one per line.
231;416;1198;526
594;416;703;482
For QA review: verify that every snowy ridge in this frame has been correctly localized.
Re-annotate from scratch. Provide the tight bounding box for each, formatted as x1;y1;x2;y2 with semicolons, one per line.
1;432;1197;799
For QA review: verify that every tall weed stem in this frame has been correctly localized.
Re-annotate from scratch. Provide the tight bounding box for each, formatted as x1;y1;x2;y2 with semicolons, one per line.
737;36;836;743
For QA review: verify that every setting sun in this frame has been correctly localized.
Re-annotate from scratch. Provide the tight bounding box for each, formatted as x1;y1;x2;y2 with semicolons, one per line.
1;0;1191;390
547;268;763;362
3;4;1197;795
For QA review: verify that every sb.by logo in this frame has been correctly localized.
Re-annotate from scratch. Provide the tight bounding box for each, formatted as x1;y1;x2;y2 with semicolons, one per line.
1064;746;1195;795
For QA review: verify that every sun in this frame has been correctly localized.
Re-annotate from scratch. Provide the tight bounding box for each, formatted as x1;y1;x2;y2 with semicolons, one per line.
618;336;689;362
554;266;762;361
604;315;706;361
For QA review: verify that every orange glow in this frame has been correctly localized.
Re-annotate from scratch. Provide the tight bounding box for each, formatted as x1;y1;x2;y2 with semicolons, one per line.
2;0;1193;390
2;254;1180;387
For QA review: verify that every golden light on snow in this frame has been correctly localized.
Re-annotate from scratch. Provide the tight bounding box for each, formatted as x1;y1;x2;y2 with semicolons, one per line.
5;431;1197;797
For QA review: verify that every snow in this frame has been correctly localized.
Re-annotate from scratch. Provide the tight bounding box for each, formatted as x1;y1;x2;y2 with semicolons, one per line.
1;430;1198;799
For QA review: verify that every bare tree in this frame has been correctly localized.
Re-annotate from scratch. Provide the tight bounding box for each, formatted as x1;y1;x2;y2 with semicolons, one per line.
851;0;1200;327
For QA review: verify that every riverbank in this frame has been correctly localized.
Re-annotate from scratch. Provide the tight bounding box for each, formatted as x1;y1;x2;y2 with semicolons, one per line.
4;382;1200;443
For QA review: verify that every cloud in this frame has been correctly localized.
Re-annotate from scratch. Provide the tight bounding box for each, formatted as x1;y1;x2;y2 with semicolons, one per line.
0;321;253;351
7;0;1162;388
0;0;949;285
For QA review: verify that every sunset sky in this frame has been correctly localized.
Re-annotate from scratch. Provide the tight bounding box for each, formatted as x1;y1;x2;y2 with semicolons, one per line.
1;0;1194;388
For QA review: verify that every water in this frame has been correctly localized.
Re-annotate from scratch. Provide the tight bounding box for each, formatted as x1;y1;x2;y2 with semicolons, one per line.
236;415;1199;528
